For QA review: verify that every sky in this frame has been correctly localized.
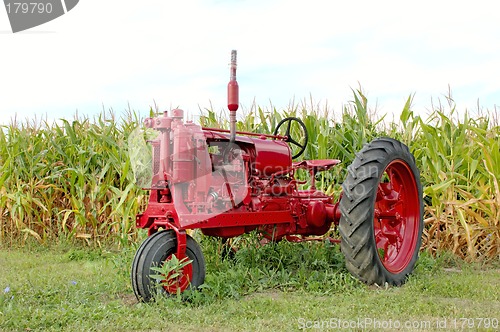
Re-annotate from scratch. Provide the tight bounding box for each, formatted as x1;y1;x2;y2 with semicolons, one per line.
1;0;499;125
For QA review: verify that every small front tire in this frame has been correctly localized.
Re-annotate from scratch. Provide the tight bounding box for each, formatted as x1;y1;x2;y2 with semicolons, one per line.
131;230;206;302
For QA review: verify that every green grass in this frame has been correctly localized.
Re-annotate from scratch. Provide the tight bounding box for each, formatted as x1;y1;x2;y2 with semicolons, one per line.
1;236;499;331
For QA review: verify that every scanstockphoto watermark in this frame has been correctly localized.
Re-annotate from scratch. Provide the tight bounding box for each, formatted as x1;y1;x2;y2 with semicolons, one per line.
3;0;79;33
297;317;499;330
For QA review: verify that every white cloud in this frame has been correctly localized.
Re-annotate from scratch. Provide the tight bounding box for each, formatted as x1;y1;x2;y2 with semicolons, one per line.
0;0;499;125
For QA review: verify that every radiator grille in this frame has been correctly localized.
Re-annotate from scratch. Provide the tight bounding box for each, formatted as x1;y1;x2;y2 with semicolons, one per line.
153;144;160;175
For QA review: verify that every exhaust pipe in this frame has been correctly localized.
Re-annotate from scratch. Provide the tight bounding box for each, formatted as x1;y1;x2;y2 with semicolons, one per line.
227;50;239;142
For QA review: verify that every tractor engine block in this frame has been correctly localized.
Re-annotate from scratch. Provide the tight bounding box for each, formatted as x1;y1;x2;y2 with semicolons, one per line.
135;110;339;240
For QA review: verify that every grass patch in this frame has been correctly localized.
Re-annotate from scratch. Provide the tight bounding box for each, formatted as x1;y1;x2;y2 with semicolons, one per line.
1;237;499;331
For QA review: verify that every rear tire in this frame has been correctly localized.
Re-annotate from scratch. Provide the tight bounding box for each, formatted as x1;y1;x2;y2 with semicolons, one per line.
131;230;206;302
339;138;423;286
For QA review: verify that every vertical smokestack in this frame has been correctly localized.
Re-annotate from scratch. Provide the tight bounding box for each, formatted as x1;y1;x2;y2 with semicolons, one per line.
228;50;239;142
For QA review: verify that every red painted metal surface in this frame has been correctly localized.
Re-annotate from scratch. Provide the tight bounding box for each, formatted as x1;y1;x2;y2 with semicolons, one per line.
228;50;239;143
201;127;285;140
137;109;342;243
131;51;422;300
373;160;421;273
227;50;239;112
135;49;344;269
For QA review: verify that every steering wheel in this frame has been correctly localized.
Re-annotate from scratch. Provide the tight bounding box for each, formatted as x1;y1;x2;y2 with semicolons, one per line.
273;117;308;159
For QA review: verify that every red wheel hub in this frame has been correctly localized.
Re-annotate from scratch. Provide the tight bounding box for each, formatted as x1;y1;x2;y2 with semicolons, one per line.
161;254;193;294
374;160;420;273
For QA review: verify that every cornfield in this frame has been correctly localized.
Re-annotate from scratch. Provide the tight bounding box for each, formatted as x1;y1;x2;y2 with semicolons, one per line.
0;91;499;261
0;111;146;247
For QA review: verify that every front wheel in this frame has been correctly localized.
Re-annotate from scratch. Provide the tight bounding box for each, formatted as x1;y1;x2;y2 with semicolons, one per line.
339;138;423;286
131;230;206;302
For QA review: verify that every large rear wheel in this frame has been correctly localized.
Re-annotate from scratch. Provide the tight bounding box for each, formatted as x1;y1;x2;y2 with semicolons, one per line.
339;138;423;286
131;230;206;302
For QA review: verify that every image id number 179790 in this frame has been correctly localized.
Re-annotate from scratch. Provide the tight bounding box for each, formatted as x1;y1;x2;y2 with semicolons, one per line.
6;2;53;14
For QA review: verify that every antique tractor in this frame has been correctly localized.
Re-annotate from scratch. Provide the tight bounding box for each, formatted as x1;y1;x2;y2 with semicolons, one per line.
131;51;423;301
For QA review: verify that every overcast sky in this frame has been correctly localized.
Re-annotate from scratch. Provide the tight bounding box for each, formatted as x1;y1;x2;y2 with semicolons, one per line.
1;0;499;125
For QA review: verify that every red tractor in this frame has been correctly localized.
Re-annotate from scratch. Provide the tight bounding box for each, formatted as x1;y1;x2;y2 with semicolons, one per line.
131;51;423;301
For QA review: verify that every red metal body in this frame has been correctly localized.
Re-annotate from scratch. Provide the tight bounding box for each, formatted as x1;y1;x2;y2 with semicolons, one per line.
131;51;423;299
136;109;342;261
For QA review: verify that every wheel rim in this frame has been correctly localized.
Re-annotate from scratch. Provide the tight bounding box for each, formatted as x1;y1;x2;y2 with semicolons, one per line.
374;159;420;273
161;254;193;294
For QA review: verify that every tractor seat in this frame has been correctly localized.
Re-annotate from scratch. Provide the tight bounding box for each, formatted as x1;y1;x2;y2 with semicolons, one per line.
293;159;341;172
